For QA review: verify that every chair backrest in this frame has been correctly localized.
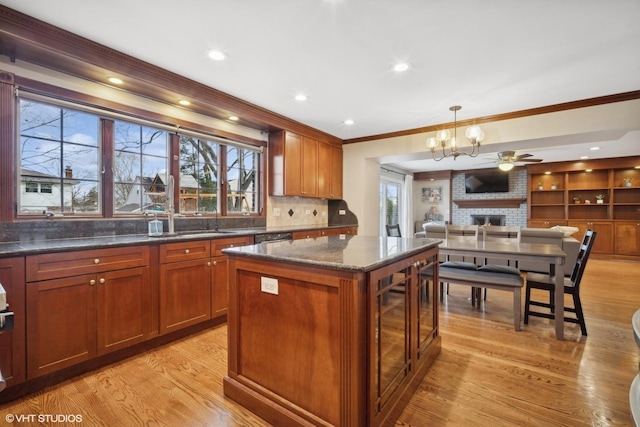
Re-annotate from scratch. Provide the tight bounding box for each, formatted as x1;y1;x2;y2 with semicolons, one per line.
570;229;597;290
445;224;479;242
482;225;521;266
482;225;521;244
386;224;402;237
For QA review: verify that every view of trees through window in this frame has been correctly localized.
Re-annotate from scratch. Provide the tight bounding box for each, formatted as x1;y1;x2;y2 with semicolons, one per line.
18;97;261;218
113;121;168;214
19;99;101;214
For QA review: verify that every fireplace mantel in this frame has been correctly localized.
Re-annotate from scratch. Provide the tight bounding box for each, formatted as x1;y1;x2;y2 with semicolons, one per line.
453;198;527;209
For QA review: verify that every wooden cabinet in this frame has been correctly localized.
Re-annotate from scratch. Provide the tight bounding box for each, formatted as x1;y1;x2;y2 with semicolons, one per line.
159;236;254;332
211;236;254;318
269;130;343;199
567;220;613;254
318;143;343;199
0;258;25;388
26;246;150;378
614;222;640;256
528;157;640;259
320;226;357;236
159;240;212;333
292;229;323;240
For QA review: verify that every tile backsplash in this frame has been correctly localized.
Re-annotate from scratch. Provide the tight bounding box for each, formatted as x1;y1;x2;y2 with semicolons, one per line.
267;197;328;228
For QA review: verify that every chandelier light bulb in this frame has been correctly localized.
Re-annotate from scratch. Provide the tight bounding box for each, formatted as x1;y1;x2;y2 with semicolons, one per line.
428;105;482;161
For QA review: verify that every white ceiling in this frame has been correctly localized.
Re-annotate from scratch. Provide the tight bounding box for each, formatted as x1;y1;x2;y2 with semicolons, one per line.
3;0;640;171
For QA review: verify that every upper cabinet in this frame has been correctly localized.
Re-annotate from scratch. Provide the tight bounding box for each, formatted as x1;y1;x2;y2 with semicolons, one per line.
269;130;343;199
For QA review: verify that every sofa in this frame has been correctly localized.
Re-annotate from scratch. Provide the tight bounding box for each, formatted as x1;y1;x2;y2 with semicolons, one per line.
418;224;580;277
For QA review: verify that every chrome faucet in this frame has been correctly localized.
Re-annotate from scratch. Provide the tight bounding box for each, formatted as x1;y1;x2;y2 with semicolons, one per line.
166;175;175;235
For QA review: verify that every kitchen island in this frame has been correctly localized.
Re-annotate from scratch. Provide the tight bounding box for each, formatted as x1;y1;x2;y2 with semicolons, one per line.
223;235;441;427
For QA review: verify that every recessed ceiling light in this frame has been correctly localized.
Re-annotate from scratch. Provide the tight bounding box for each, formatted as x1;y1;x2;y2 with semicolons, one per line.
207;50;227;61
393;62;410;72
107;77;123;85
228;116;239;121
294;94;307;101
580;155;589;159
590;147;600;151
178;100;191;106
343;119;354;125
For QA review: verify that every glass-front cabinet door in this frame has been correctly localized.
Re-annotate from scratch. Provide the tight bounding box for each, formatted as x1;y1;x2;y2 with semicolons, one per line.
368;249;438;426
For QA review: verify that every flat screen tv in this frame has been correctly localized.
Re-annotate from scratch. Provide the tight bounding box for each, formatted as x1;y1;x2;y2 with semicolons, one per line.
465;170;509;193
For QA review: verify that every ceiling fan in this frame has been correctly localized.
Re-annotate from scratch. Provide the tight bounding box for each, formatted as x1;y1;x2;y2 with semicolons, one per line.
495;150;543;171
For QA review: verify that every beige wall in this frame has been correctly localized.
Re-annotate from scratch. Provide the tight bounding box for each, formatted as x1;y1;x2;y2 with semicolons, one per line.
343;99;640;236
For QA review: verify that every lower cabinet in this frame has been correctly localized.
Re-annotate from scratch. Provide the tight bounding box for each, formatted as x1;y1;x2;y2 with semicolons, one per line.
615;222;640;256
159;257;212;333
567;220;613;254
159;236;254;333
26;266;151;378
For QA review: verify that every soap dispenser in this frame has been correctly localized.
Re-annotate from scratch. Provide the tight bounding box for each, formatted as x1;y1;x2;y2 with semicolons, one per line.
148;213;163;236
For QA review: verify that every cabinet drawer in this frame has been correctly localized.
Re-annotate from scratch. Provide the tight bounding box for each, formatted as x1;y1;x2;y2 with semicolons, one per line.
160;240;211;263
211;236;254;257
27;245;149;282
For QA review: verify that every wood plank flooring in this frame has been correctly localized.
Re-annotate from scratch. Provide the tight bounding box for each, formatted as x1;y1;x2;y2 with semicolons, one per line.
1;259;638;426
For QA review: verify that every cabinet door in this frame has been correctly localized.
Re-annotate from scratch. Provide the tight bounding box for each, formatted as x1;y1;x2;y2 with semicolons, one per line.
211;256;229;318
159;259;211;333
615;222;640;256
330;145;343;199
568;221;613;254
0;258;26;387
301;136;318;197
317;142;331;198
26;274;97;378
97;267;151;355
284;132;303;196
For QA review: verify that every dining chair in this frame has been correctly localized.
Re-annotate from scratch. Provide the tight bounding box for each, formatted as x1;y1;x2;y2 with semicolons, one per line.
524;229;596;336
386;224;402;237
441;224;480;299
477;226;522;299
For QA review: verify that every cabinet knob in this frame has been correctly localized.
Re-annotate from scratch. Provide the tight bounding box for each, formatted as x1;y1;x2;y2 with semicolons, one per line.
213;260;218;266
207;261;211;267
99;278;105;284
89;279;96;286
94;258;100;264
185;249;190;254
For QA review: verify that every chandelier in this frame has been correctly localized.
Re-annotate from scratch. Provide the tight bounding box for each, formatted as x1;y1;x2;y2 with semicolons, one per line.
426;105;484;161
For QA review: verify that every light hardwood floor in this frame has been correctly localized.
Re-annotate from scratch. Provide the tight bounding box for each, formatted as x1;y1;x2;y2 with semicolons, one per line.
1;259;638;426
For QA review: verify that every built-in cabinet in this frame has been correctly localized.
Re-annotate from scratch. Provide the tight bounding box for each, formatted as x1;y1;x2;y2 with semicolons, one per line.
25;246;151;377
269;130;343;199
527;157;640;260
159;236;254;333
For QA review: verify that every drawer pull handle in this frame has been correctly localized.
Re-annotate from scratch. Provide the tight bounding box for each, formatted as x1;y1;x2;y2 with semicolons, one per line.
89;279;96;286
185;249;190;254
94;259;100;264
99;278;106;284
213;261;218;266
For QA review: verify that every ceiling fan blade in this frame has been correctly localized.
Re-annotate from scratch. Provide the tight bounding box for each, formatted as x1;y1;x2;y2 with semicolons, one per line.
517;158;543;163
514;153;533;160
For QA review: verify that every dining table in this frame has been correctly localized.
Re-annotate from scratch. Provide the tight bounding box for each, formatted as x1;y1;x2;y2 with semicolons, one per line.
437;239;567;340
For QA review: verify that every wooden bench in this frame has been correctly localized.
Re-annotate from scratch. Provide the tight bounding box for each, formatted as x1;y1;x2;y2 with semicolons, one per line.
438;266;525;331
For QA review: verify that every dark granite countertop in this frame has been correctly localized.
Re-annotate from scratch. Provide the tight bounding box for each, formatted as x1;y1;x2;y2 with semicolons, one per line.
0;224;358;257
223;235;441;272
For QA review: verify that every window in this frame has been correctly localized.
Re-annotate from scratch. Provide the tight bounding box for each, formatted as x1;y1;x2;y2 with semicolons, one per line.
226;146;259;214
113;121;168;214
15;95;263;219
179;136;220;214
19;99;101;214
380;173;404;236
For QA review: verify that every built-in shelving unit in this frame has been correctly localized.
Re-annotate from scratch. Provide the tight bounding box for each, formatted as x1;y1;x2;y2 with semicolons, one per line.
527;156;640;260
